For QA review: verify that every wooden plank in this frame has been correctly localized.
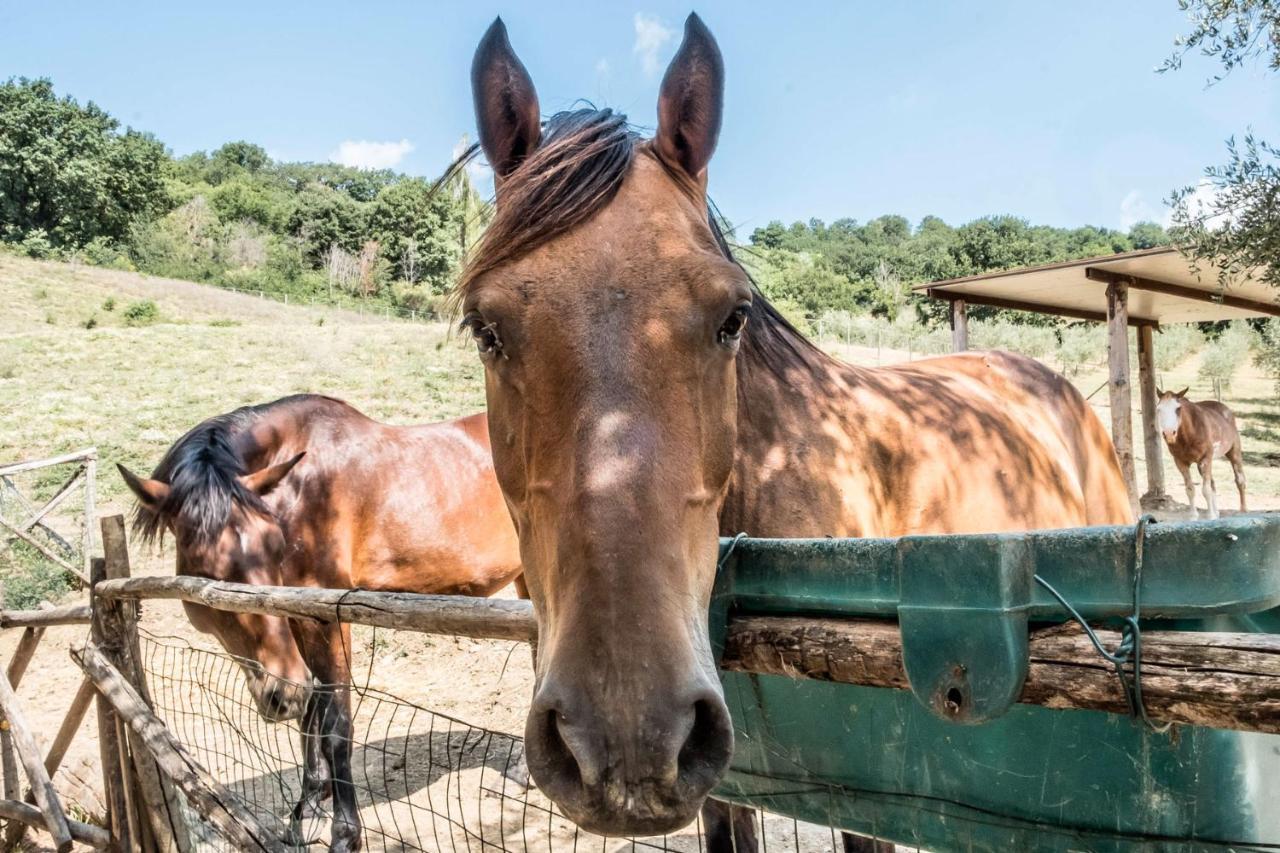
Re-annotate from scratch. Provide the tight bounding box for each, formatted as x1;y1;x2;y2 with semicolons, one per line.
950;298;968;352
0;518;90;586
0;798;110;849
1137;324;1165;502
925;288;1158;327
721;616;1280;734
0;603;90;629
72;644;284;852
96;575;539;642
1107;281;1139;516
0;449;96;478
0;671;72;852
1086;267;1280;318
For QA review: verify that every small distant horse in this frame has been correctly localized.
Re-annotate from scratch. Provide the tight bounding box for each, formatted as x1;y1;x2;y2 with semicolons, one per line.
120;395;521;852
1156;388;1247;519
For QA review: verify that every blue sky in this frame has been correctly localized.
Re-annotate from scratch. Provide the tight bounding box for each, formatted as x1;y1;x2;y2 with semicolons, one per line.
1;1;1275;235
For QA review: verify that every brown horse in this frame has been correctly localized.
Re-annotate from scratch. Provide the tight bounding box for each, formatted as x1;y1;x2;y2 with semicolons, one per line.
119;394;520;852
1156;387;1247;519
455;14;1133;840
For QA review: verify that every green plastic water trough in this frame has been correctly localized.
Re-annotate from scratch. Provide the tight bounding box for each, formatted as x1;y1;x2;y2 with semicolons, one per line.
710;515;1280;852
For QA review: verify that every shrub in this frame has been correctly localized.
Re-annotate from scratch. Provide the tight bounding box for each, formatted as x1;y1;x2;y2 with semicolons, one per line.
82;315;98;329
1057;324;1106;377
102;296;116;312
123;299;159;326
19;229;53;258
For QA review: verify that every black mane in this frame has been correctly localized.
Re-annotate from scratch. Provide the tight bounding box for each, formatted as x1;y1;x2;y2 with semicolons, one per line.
132;403;275;546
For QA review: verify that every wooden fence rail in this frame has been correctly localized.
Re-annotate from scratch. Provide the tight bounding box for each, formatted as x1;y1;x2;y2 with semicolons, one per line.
95;573;1280;735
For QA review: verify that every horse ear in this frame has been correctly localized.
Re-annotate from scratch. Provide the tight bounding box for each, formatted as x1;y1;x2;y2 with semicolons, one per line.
655;13;725;182
118;464;169;509
471;17;541;181
1175;387;1189;398
240;452;305;497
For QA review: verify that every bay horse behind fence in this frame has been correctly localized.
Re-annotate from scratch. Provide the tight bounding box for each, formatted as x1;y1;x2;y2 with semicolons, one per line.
119;394;522;851
452;13;1134;848
1156;388;1247;519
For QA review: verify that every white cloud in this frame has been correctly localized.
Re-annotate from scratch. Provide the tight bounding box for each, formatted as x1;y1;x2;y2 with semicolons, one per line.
330;138;414;170
633;13;673;76
1119;189;1161;230
1178;179;1231;230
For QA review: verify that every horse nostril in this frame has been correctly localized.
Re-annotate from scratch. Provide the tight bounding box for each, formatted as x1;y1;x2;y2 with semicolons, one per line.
678;696;734;786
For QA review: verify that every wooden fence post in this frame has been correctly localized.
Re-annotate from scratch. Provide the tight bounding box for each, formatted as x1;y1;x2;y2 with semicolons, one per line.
90;555;132;853
97;516;184;853
950;299;968;352
1106;281;1139;516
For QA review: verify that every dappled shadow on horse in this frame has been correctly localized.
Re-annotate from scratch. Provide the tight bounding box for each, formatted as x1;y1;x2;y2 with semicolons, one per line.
456;12;1132;852
120;394;524;853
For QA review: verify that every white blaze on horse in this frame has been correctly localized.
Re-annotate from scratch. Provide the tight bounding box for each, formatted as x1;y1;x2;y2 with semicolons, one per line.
1155;388;1247;520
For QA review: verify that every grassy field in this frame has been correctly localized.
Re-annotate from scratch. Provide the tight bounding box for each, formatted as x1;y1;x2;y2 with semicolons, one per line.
1;252;1277;523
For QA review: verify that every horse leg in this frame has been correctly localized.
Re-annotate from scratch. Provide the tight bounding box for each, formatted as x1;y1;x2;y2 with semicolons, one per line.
1199;458;1218;520
288;687;332;845
701;800;758;852
291;620;362;853
1176;459;1196;520
1229;444;1247;512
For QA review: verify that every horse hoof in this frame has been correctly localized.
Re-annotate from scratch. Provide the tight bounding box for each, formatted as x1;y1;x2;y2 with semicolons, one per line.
287;798;329;847
330;819;363;853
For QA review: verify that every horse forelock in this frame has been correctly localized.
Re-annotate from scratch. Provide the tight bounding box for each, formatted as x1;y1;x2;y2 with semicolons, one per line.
132;410;272;548
444;107;828;378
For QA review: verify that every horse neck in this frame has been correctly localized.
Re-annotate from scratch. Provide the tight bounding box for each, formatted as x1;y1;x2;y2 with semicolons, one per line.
722;343;872;537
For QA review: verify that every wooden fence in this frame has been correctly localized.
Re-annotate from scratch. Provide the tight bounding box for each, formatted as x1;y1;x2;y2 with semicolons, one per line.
0;513;1277;851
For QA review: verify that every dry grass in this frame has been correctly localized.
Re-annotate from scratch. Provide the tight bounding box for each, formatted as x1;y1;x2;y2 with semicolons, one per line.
2;253;1277;522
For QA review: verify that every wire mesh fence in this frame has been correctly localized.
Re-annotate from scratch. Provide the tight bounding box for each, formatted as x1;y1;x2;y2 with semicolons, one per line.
137;627;863;852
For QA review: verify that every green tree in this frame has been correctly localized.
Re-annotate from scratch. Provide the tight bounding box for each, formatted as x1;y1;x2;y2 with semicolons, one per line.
0;78;168;248
367;178;464;289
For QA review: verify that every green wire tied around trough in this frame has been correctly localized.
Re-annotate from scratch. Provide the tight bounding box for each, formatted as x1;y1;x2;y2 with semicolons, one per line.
1034;514;1172;733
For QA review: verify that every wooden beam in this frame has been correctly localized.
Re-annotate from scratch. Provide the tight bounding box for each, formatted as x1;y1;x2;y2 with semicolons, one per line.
0;671;72;852
96;575;539;643
925;288;1158;327
72;643;285;852
1107;281;1139;516
950;299;968;352
1086;267;1280;318
0;449;96;478
1137;325;1165;502
0;798;110;849
721;616;1280;734
0;604;90;629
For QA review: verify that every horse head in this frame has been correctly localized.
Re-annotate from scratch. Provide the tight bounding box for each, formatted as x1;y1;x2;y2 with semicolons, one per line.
461;14;742;835
119;449;311;722
1156;387;1190;443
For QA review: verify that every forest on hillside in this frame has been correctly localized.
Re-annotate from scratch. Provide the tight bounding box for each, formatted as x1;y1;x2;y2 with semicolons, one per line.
0;77;1175;326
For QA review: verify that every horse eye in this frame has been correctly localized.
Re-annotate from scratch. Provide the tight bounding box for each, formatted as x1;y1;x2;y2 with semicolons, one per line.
718;307;749;346
462;314;505;359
